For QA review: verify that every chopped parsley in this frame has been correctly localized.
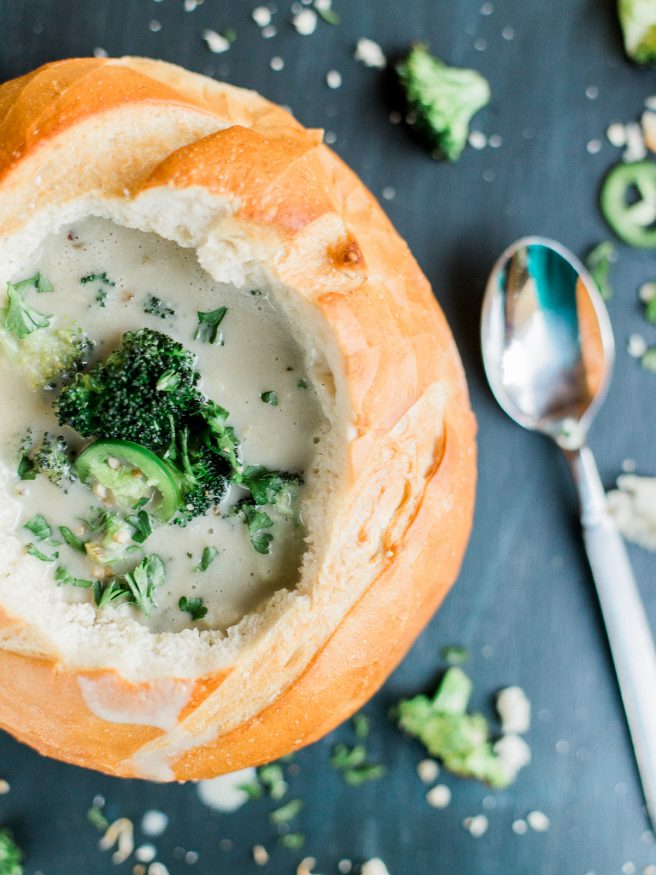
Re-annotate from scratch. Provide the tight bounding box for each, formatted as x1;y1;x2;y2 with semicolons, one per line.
93;553;165;615
0;828;23;875
126;509;153;544
17;455;36;480
441;644;470;665
250;289;263;296
260;390;279;406
144;295;175;319
59;526;86;553
330;742;385;785
270;798;303;825
258;764;288;800
585;241;616;300
642;347;656;372
23;514;52;541
87;804;110;832
297;379;308;389
317;6;340;23
239;505;274;554
179;595;208;620
238;466;299;506
55;566;93;589
194;307;227;344
26;543;57;562
3;277;51;339
352;713;370;739
278;833;305;850
195;545;218;571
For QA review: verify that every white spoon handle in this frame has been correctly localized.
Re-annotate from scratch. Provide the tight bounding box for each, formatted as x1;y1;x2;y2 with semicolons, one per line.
566;445;656;829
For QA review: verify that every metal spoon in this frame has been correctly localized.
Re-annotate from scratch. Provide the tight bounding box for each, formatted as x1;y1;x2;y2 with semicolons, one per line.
481;236;656;827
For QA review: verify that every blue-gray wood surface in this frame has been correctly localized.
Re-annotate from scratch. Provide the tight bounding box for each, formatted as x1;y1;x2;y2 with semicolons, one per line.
0;1;655;872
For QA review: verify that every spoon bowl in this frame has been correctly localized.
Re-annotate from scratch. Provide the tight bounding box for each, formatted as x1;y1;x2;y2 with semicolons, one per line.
481;236;614;448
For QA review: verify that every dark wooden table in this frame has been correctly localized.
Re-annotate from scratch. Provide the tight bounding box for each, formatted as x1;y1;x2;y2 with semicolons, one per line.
1;1;655;873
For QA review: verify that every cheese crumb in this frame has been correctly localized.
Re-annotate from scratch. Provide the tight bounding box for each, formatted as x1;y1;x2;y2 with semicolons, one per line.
416;758;439;784
468;130;487;150
293;9;318;34
627;333;648;358
640;281;656;303
0;780;10;795
93;47;108;58
494;733;532;782
607;123;627;148
297;858;318;875
270;56;285;71
361;859;391;875
197;767;257;812
354;38;387;69
512;818;528;835
252;845;269;865
607;474;656;551
463;814;489;837
527;810;550;832
202;29;231;53
252;6;272;27
136;845;157;863
148;865;170;875
586;139;602;155
623;122;647;163
496;686;531;734
426;784;452;809
141;811;169;837
337;860;353;874
326;70;342;89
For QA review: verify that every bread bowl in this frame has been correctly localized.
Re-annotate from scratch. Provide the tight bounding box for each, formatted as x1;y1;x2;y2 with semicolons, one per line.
0;57;476;780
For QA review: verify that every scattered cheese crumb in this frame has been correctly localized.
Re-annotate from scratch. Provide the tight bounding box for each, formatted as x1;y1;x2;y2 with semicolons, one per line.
324;131;337;145
496;686;531;734
416;759;439;784
337;860;353;874
512;818;528;835
141;811;169;837
623;122;647;163
555;739;570;754
202;29;231;54
501;26;515;40
136;845;157;863
622;863;636;875
642;111;656;153
493;733;532;782
270;56;285;71
622;458;637;473
185;851;199;864
480;2;494;14
184;0;203;10
100;818;135;865
0;780;10;795
354;38;387;69
297;858;317;875
326;69;342;89
93;47;108;58
197;767;257;812
149;20;162;32
586;139;602;155
293;9;318;34
253;845;269;866
469;130;487;150
607;123;627;148
262;25;276;38
474;38;487;51
607;474;656;551
628;333;648;358
361;859;391;875
315;0;333;9
527;810;550;832
382;186;396;201
488;134;503;148
586;85;599;100
426;784;452;809
148;865;170;875
389;111;402;124
463;814;489;837
640;281;656;303
252;6;272;27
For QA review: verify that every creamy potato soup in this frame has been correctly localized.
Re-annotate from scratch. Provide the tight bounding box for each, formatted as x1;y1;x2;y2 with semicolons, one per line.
0;218;325;632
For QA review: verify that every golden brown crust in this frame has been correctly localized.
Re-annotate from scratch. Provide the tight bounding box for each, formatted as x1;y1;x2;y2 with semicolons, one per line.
0;57;476;779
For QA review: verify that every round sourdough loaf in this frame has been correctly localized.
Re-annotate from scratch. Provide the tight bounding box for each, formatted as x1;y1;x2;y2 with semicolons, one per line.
0;57;476;780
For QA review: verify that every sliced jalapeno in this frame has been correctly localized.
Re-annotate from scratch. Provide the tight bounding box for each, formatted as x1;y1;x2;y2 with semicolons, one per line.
601;160;656;249
75;439;181;522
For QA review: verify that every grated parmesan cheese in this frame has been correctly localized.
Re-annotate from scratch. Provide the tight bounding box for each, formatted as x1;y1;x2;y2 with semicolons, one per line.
607;474;656;551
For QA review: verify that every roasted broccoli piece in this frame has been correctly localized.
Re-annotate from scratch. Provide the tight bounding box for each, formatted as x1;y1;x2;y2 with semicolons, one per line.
619;0;656;64
397;44;491;161
0;828;22;875
28;432;75;489
2;322;91;390
165;428;230;524
55;328;203;453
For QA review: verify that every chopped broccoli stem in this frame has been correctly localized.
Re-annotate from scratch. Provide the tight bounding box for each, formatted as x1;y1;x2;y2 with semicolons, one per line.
619;0;656;63
397;44;490;161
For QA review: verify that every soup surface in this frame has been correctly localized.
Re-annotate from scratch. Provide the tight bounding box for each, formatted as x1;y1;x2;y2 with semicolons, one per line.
0;218;325;632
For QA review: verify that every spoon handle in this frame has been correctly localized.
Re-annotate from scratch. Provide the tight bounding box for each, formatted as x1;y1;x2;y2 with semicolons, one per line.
565;445;656;828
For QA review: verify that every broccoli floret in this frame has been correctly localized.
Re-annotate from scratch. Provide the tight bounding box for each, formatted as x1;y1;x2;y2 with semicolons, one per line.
30;433;75;488
1;322;91;390
0;828;22;875
55;328;203;453
619;0;656;63
165;428;230;524
397;44;491;161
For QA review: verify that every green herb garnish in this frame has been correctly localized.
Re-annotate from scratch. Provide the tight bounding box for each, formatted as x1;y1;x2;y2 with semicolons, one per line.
194;307;227;344
80;272;115;308
93;554;165;615
26;543;57;562
642;347;656;372
0;828;23;875
179;595;208;620
239;505;274;554
55;566;94;589
258;764;288;800
297;379;308;389
126;509;153;544
23;514;52;541
585;241;616;300
59;526;86;553
260;391;279;406
3;278;51;339
352;713;370;739
278;833;305;850
195;545;218;571
441;644;470;665
87;804;110;832
317;6;340;24
270;798;303;825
